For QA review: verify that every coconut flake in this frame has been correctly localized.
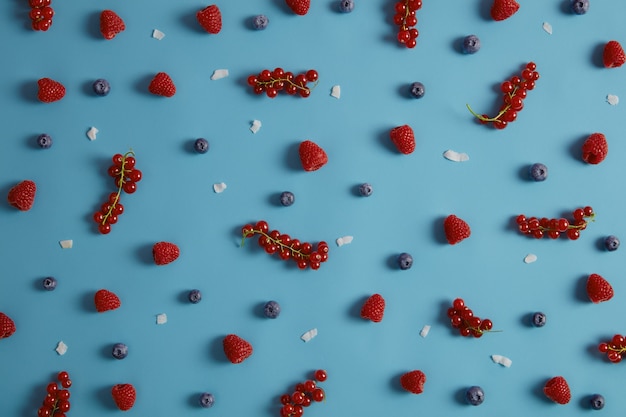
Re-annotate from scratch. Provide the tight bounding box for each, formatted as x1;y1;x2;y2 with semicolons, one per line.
443;149;469;162
491;354;512;367
59;240;73;249
213;182;227;193
211;69;229;80
419;325;431;338
250;120;262;134
152;29;165;40
301;328;317;342
542;22;553;35
524;253;537;264
330;85;341;99
336;236;353;246
86;127;99;141
55;341;68;355
156;313;167;324
607;94;619;105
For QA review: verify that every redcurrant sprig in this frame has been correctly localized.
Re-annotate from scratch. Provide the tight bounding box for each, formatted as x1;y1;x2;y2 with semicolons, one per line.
28;0;54;31
241;221;329;270
447;298;497;338
37;371;72;417
598;334;626;363
247;68;319;98
467;62;539;129
393;0;422;48
278;370;327;417
515;206;595;240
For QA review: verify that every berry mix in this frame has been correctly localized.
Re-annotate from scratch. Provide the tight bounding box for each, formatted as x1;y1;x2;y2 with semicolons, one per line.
2;0;625;415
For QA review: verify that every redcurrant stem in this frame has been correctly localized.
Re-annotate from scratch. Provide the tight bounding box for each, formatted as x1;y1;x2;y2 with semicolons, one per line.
241;229;312;260
256;78;318;93
466;85;521;122
101;150;134;226
401;0;410;31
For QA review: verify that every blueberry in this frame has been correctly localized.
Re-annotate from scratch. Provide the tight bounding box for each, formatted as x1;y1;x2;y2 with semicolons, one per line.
252;14;269;30
42;276;57;291
194;138;209;154
92;78;111;96
199;392;215;408
397;253;413;270
462;35;481;54
532;312;547;327
409;82;425;99
112;343;128;359
529;163;548;181
263;300;281;318
339;0;355;12
358;183;373;197
589;393;605;410
37;134;53;149
188;289;202;304
604;235;620;251
571;0;589;15
465;386;485;406
280;191;295;207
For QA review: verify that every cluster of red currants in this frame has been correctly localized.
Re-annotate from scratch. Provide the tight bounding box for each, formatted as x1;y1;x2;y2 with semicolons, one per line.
598;334;626;363
467;62;540;129
28;0;54;31
515;206;594;240
278;370;327;417
241;220;329;270
447;298;494;338
393;0;422;48
93;151;142;234
247;68;318;98
37;371;72;417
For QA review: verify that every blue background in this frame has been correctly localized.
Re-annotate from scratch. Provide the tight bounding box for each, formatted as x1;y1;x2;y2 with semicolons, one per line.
2;0;626;415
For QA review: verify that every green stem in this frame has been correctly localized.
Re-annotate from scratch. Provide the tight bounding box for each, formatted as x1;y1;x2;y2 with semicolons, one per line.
241;229;311;260
101;150;134;226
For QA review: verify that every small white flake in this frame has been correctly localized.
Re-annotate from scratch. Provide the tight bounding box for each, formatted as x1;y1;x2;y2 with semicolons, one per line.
250;120;262;134
211;69;229;80
152;29;165;40
330;85;341;99
443;149;469;162
607;94;619;105
524;253;537;264
59;240;73;249
156;313;167;324
55;341;68;355
491;354;512;367
213;182;227;193
336;236;353;247
542;22;553;35
419;325;431;338
301;328;317;342
86;127;99;141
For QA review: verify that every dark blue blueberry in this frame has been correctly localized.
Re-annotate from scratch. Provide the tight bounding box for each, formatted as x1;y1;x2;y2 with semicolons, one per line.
462;35;481;54
92;78;111;96
194;138;209;154
263;300;281;318
590;393;605;410
252;14;269;30
339;0;355;12
398;253;413;270
37;134;53;149
188;289;202;304
280;191;295;207
532;312;547;327
42;276;57;291
359;183;373;197
409;82;425;99
529;163;548;181
465;386;485;406
112;343;128;359
604;235;620;251
199;392;215;408
571;0;589;15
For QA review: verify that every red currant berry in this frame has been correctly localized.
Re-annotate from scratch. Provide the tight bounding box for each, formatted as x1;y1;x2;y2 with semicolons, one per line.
124;156;136;169
452;298;465;310
112;154;124;165
293;405;304;417
566;229;580;240
395;2;407;13
128;169;142;182
532;229;544;239
46;383;58;395
60;379;72;388
57;389;70;401
598;343;609;353
526;62;537;71
305;70;318;82
266;87;278;98
298;88;311;98
57;371;69;382
37;407;51;417
314;369;327;382
500;81;513;93
30;8;43;21
493;120;507;129
406;38;417;48
259;69;271;81
312;388;325;402
247;75;258;86
41;6;54;19
57;400;70;412
93;212;104;223
253;85;264;95
301;396;312;407
583;206;594;217
280;394;291;405
98;223;112;234
122;181;137;194
292;391;305;404
480;318;493;330
255;220;269;233
459;327;471;337
303;380;316;392
43;395;56;408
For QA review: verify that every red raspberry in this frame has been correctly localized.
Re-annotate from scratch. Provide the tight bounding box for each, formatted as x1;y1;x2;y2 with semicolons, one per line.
581;133;608;164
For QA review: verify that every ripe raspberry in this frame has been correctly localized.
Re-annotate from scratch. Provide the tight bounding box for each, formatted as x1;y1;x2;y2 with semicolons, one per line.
0;312;16;340
100;10;125;40
400;370;426;394
298;140;328;171
222;334;253;364
37;78;65;103
543;376;571;404
7;180;36;211
586;273;614;303
152;242;180;265
603;40;626;68
389;125;415;154
111;383;136;411
148;72;176;97
581;133;608;164
285;0;311;15
360;294;385;322
490;0;520;21
94;289;121;312
444;215;471;245
196;4;222;34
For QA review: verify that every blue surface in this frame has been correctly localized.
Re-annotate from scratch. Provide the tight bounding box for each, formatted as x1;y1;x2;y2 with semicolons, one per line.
2;0;626;415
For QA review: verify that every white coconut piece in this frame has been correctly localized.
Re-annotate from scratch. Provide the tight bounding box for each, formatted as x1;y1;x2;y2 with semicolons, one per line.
336;236;353;247
524;253;537;264
491;354;512;367
250;120;262;134
607;94;619;105
55;341;68;355
301;328;317;342
419;325;431;338
542;22;553;35
211;69;229;80
443;149;469;162
330;85;341;99
213;182;227;193
86;127;99;141
156;313;167;324
59;240;73;249
152;29;165;40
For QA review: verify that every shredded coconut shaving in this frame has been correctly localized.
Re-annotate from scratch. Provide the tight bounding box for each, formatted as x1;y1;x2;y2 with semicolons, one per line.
443;149;469;162
213;182;227;193
156;313;167;324
211;69;229;80
336;236;353;246
607;94;619;105
86;127;99;141
491;354;512;367
250;120;262;134
330;85;341;99
420;325;431;338
301;328;317;342
524;253;537;264
542;22;553;35
59;240;73;249
55;341;68;355
152;29;165;40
